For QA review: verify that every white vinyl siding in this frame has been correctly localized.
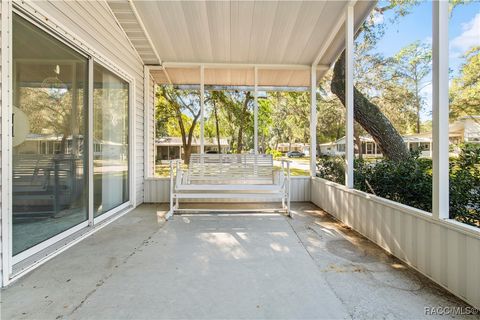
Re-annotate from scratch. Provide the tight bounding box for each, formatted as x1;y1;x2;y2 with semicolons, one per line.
18;0;146;204
0;0;3;284
0;0;147;285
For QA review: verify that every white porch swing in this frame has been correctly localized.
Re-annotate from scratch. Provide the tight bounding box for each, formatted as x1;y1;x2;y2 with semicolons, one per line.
164;66;297;219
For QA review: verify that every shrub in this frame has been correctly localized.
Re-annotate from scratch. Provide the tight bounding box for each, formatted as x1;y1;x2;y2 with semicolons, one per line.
266;149;283;159
449;143;480;227
316;144;480;228
354;153;433;212
316;155;345;184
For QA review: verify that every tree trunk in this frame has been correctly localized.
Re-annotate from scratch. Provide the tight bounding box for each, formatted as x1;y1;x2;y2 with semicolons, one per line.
236;128;243;154
354;125;363;160
213;100;221;153
184;144;192;165
236;92;251;153
175;108;199;165
414;72;421;134
331;51;409;161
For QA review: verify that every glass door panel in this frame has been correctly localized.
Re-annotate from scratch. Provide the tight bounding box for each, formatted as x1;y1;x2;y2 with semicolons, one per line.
12;14;89;255
93;63;129;217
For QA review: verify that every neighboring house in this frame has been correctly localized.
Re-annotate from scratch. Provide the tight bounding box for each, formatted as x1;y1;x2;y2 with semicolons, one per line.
319;116;480;158
156;137;230;161
276;142;310;155
319;136;383;158
447;115;480;144
14;133;126;160
14;133;67;155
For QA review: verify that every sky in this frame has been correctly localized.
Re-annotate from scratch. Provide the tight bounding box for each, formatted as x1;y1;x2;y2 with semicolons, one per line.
366;0;480;120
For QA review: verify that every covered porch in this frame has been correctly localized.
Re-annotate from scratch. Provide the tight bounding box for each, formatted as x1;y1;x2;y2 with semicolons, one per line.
2;203;472;319
1;0;479;316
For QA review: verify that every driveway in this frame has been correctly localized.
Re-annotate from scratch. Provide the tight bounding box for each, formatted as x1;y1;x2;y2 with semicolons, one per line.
274;158;310;171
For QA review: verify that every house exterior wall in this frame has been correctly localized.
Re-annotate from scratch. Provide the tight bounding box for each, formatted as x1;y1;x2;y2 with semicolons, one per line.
0;0;147;285
311;177;480;309
464;118;480;142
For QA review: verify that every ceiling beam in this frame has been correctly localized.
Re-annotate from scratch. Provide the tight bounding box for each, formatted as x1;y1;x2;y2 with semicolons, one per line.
162;67;172;85
160;62;330;71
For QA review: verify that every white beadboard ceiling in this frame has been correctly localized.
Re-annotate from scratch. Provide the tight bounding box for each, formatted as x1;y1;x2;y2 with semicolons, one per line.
107;0;375;87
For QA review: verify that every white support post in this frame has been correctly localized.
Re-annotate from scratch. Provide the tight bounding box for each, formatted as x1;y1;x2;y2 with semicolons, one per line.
254;67;258;154
200;65;205;154
345;4;354;188
143;65;151;178
432;0;449;220
310;65;317;177
88;58;94;226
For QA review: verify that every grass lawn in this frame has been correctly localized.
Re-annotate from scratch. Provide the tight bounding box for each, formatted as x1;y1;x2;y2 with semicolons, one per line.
155;163;309;177
274;156;310;163
155;164;187;177
273;166;309;176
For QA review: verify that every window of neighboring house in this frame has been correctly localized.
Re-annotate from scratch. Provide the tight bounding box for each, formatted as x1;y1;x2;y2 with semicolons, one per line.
40;141;48;155
53;142;62;154
366;143;374;155
420;142;430;151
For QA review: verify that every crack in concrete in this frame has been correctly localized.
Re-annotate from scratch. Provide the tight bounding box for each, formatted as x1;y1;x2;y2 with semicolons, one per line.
286;213;441;320
284;216;355;320
62;219;167;319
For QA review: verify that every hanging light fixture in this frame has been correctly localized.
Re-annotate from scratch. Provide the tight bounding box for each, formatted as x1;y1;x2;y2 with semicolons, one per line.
41;64;68;98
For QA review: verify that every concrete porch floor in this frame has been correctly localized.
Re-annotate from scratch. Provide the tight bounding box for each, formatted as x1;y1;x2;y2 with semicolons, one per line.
1;203;473;320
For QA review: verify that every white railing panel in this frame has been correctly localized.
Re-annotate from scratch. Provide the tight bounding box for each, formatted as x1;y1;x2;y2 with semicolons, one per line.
145;176;311;203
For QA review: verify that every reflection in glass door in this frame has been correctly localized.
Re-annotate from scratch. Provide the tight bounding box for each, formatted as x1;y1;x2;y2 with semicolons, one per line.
93;63;130;217
12;14;89;255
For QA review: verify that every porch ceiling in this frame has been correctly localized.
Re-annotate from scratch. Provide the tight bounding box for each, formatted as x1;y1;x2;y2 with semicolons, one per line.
107;0;376;87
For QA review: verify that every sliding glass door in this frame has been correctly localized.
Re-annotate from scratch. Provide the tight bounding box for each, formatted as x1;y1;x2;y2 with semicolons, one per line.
11;13;130;259
12;14;89;255
93;64;130;217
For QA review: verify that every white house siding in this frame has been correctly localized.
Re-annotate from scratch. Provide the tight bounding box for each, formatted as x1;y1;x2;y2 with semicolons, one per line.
311;177;480;309
0;1;146;285
16;0;146;204
0;0;3;285
144;176;311;203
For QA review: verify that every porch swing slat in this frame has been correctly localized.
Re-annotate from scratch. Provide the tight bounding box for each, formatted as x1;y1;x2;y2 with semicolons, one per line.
167;153;291;218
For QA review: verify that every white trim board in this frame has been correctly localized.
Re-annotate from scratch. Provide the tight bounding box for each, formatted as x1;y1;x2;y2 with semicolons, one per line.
1;0;13;287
